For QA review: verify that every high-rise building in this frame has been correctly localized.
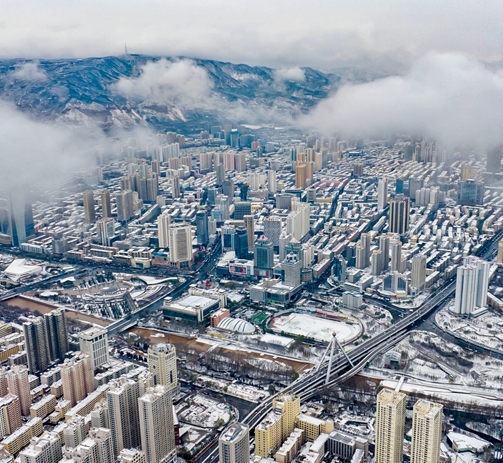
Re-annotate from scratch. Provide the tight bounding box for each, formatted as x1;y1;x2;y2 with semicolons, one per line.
79;327;109;369
375;389;406;463
219;423;250;463
286;204;310;241
378;235;389;272
44;308;69;364
0;394;22;438
216;164;225;186
101;190;112;219
64;416;87;448
107;378;140;457
371;250;383;276
23;317;50;374
70;428;114;463
243;215;255;253
457;179;484;206
389;195;410;235
279;231;292;262
410;400;443;463
116;190;135;222
61;353;94;406
118;449;147;463
96;218;115;247
234;202;251;221
6;366;31;416
411;255;427;292
19;432;62;463
268;170;277;194
355;233;371;269
167;224;192;267
295;162;308;189
235;153;246;172
281;253;302;287
147;343;177;391
254;235;274;274
157;213;172;249
138;386;176;463
263;216;282;248
378;179;388;211
487;146;502;174
0;191;35;246
353;163;364;178
454;256;490;315
498;239;503;266
83;190;96;224
171;176;181;199
195;211;209;245
234;228;249;260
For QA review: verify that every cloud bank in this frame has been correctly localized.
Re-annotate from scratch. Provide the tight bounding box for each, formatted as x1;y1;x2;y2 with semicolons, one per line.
114;59;213;109
274;67;306;83
11;62;48;82
306;53;503;149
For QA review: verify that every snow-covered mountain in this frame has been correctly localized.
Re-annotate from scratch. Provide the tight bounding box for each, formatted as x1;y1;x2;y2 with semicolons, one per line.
0;55;380;131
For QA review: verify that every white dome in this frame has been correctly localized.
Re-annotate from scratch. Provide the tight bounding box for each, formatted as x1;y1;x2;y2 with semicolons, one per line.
217;317;255;334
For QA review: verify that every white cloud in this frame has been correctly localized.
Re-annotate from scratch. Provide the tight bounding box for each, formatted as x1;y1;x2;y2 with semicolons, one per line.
113;59;213;109
305;53;503;149
11;62;48;82
274;67;305;83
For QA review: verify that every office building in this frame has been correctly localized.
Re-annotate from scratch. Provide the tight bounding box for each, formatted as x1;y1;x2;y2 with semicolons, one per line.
457;180;484;205
254;235;274;275
219;423;250;463
378;179;388;211
243;215;254;253
147;343;177;391
107;378;140;457
96;218;115;247
61;353;94;406
264;216;282;248
196;211;209;245
118;449;147;463
79;327;109;369
389;195;410;235
234;202;252;220
410;400;443;463
157;213;171;249
6;366;31;416
168;224;193;267
411;255;427;292
19;432;62;463
281;253;302;288
116;190;135;222
0;394;22;438
23;317;50;374
83;190;96;224
44;308;69;364
101;190;112;219
375;389;406;463
0;191;35;246
234;228;249;260
139;386;176;463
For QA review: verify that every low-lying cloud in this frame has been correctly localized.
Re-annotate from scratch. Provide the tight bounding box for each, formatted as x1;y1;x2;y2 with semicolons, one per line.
11;62;48;82
306;53;503;149
114;59;213;109
274;67;305;83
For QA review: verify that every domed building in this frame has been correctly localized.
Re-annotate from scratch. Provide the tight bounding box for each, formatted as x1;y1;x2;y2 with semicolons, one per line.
217;317;255;334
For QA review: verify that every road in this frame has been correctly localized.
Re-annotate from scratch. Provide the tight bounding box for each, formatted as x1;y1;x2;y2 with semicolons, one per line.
195;228;503;463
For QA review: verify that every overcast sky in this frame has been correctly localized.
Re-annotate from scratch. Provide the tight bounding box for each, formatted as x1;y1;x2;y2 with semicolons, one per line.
1;0;503;70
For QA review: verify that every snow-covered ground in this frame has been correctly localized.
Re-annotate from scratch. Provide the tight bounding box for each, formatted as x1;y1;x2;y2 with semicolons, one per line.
177;394;231;428
271;313;361;343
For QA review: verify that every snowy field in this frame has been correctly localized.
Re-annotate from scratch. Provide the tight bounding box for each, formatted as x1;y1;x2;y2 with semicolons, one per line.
271;313;361;343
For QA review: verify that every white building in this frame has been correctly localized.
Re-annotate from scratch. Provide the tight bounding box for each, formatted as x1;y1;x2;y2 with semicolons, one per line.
167;223;192;267
454;257;490;316
157;213;171;249
219;423;250;463
378;178;388;211
19;432;62;463
79;327;109;369
147;343;178;391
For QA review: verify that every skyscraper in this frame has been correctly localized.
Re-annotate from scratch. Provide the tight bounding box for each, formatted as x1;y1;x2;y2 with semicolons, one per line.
61;353;94;406
147;343;178;392
171;176;181;199
378;178;388;211
79;327;109;369
281;253;302;287
219;423;250;463
83;190;96;224
263;216;282;248
375;389;406;463
234;228;249;260
254;235;274;274
457;179;484;206
295;162;308;188
378;235;389;272
390;240;403;272
268;170;277;194
96;218;115;246
167;224;192;267
116;190;135;222
157;213;172;249
411;255;427;293
107;378;140;457
243;215;255;253
138;386;176;463
410;400;443;463
498;238;503;266
195;211;209;245
234;202;251;221
101;190;112;219
6;366;31;416
389;195;410;235
0;394;22;438
23;317;50;374
44;308;69;364
1;191;35;246
454;256;490;315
